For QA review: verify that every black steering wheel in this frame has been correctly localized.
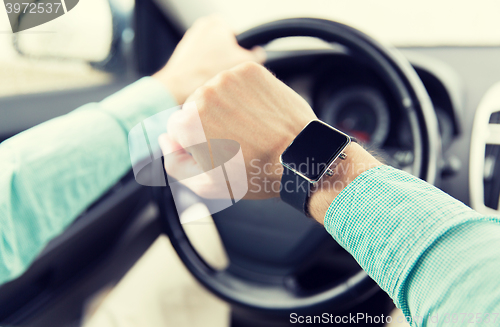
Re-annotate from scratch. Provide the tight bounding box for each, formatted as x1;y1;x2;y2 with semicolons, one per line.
157;18;440;316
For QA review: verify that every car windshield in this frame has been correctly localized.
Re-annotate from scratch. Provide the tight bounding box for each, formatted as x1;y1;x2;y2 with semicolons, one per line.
164;0;500;46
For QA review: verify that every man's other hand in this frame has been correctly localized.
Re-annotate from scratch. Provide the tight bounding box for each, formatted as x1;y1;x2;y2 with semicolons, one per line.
153;16;266;104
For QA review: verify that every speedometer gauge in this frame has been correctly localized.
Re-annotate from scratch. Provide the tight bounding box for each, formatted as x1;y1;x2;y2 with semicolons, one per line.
321;86;391;147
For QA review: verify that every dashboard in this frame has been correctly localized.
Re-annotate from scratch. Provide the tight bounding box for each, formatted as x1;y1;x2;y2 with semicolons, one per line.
266;49;462;176
265;46;500;210
204;46;500;282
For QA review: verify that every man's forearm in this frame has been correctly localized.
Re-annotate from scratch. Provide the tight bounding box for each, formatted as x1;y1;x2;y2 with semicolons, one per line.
0;14;266;286
0;78;177;285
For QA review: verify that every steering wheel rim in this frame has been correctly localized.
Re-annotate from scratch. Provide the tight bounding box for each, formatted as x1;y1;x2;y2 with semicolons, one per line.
158;18;440;315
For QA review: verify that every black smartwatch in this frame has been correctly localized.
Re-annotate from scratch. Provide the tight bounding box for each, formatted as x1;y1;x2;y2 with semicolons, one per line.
279;120;353;215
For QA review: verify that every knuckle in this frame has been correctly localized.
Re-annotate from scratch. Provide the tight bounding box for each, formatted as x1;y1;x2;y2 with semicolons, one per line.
215;70;235;86
198;85;217;102
234;61;263;76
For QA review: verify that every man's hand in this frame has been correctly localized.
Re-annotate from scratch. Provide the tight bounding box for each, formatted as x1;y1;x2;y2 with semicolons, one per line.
159;62;317;200
153;16;266;104
159;62;381;222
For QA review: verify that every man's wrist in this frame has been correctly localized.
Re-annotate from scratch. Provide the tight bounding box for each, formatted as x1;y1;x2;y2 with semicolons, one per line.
152;71;186;105
307;143;383;224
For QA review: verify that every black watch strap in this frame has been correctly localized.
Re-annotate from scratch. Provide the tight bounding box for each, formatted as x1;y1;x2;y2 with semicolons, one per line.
280;167;311;215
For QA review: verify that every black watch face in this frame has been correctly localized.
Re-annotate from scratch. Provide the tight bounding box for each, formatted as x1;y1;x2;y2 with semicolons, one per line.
280;120;350;182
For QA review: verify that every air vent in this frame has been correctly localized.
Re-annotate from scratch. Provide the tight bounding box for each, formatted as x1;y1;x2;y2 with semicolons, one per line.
470;83;500;216
489;111;500;124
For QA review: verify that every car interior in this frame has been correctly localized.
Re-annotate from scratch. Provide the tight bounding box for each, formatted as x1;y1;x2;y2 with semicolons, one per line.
0;0;499;326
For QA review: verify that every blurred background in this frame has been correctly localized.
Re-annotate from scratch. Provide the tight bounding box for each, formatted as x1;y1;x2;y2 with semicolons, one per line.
1;1;500;326
1;0;500;97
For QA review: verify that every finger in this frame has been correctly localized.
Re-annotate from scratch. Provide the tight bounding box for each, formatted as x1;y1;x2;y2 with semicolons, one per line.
158;132;182;154
166;103;214;173
159;134;226;199
158;133;203;181
167;102;207;149
250;46;267;64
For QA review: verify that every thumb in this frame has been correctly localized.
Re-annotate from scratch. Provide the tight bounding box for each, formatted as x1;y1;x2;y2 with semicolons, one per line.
158;133;181;155
158;133;202;181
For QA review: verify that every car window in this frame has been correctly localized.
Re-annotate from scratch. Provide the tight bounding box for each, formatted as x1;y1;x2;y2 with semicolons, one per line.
0;0;114;98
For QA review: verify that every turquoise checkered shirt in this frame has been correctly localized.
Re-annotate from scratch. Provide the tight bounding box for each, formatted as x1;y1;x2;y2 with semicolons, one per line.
325;166;500;325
